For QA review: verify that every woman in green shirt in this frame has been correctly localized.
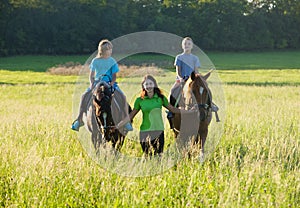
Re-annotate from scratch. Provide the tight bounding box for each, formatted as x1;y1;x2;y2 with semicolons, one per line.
128;74;192;156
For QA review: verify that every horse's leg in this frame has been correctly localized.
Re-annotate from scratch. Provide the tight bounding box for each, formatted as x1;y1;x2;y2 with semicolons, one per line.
198;127;208;162
110;131;116;149
118;134;125;150
173;113;181;136
112;132;125;152
91;131;98;150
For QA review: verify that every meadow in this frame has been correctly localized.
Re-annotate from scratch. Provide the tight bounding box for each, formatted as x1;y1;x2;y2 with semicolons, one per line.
0;51;299;207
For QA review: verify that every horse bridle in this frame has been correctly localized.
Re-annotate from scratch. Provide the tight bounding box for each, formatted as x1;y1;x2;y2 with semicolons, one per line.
93;84;116;132
97;74;115;93
185;78;211;121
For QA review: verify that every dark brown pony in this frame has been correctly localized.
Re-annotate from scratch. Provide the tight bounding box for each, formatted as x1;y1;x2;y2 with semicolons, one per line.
86;82;128;151
172;71;213;157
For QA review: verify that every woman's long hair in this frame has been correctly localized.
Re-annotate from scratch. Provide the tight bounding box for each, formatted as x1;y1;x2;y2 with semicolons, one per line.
140;74;164;100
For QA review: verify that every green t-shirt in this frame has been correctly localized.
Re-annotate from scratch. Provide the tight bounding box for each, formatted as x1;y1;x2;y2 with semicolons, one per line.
133;93;169;131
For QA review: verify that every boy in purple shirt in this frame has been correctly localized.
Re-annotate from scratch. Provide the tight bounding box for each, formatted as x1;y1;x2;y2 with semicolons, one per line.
167;37;219;128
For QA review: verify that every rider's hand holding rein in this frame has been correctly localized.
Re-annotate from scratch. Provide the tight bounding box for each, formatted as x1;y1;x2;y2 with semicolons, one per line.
109;73;117;87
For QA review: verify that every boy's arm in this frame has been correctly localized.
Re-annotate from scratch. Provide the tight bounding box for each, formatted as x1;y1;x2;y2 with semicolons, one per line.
176;65;183;79
110;73;117;86
194;56;201;74
89;71;95;89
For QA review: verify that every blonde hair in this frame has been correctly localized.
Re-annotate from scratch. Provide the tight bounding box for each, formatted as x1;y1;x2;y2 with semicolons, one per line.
182;37;193;43
97;39;113;57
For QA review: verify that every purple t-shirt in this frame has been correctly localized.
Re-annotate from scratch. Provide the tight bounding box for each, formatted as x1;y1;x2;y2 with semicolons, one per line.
174;53;200;79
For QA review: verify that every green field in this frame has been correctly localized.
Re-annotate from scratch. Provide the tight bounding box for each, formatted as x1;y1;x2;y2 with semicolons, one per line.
1;50;300;72
0;52;299;207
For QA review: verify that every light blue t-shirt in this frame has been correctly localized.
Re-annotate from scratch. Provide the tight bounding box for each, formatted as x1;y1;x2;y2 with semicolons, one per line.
90;57;119;83
174;53;201;79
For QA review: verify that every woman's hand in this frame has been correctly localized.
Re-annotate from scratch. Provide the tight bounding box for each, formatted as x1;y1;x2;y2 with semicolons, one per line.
190;104;198;111
180;105;198;114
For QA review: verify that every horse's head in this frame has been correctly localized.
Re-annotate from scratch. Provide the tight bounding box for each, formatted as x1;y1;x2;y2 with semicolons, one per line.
92;82;113;118
184;71;212;121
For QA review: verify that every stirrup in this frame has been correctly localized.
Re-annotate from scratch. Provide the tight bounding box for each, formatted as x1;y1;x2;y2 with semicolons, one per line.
211;104;219;112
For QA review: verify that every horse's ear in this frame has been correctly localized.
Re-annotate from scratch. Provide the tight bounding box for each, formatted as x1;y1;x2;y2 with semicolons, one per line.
203;71;211;80
191;71;196;81
203;69;214;80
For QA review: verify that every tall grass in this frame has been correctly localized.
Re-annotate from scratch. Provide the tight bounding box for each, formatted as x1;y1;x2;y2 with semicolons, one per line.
0;68;299;207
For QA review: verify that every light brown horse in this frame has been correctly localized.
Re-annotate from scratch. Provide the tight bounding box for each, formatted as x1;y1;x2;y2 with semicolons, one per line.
172;71;213;157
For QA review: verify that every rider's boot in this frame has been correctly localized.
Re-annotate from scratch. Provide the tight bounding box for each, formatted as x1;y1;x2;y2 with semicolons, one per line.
211;102;220;122
71;119;84;131
124;122;133;131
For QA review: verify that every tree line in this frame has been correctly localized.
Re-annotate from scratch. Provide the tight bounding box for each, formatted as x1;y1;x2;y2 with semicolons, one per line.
1;0;300;56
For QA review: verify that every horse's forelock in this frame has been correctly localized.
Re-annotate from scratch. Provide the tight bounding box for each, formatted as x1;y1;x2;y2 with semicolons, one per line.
182;78;193;105
183;74;210;106
92;83;112;118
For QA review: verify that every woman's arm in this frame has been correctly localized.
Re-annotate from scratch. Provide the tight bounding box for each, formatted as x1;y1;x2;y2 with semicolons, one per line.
129;109;139;120
166;104;196;114
116;109;139;129
166;104;181;114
